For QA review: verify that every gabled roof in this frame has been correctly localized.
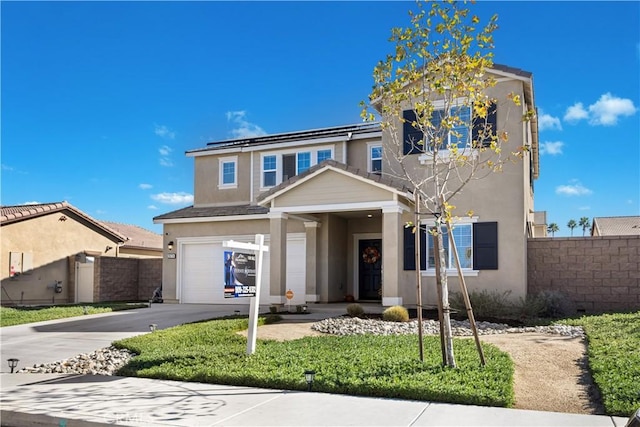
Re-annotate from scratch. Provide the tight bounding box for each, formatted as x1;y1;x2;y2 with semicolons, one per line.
257;159;413;206
592;216;640;236
100;221;162;250
0;202;127;242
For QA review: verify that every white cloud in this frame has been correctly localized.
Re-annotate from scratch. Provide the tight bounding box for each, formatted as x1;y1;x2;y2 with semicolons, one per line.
148;205;158;210
564;103;589;123
139;183;153;190
154;124;175;139
588;93;637;125
2;164;14;171
578;206;591;211
151;192;193;205
159;158;174;167
23;201;40;205
159;145;173;167
555;180;593;196
539;141;564;155
538;111;562;131
226;110;267;139
564;94;637;126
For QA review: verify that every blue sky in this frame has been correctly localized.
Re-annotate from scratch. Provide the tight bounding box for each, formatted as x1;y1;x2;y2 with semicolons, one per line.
2;1;639;237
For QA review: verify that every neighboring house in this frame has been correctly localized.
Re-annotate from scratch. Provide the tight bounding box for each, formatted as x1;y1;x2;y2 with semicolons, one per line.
1;202;163;305
100;221;163;258
154;63;541;307
591;216;640;236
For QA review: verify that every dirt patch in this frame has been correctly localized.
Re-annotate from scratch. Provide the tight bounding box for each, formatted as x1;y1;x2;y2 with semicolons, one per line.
239;320;603;414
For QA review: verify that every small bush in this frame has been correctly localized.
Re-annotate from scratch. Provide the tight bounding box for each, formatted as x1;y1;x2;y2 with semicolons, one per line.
451;290;512;318
382;305;409;322
346;303;364;318
535;290;575;318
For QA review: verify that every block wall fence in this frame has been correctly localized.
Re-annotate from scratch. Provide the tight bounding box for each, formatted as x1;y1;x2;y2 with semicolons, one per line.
527;236;640;313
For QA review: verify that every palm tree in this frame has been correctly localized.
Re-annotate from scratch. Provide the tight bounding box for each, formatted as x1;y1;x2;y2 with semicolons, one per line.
567;219;577;236
579;217;590;236
547;223;559;237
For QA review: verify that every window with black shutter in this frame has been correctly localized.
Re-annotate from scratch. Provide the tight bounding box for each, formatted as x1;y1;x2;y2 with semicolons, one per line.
403;226;426;270
472;102;497;148
473;222;498;270
402;110;425;155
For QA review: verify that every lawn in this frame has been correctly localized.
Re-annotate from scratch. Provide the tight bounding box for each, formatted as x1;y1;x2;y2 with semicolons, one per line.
0;303;147;327
114;317;514;407
561;311;640;417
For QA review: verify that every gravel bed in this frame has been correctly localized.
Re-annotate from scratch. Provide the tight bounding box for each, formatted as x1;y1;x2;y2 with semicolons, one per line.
17;317;583;376
311;316;585;338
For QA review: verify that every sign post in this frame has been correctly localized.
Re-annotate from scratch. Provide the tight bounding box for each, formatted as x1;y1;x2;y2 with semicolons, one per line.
222;234;269;355
285;289;294;312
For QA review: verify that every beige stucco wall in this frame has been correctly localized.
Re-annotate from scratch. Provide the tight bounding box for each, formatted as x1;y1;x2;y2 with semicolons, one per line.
193;153;252;206
1;212;120;305
384;77;533;306
273;169;396;208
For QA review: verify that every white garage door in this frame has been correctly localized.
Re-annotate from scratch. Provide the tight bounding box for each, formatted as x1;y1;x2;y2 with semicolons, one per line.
180;234;305;305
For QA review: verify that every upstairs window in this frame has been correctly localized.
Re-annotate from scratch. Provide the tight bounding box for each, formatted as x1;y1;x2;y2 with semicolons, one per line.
317;149;332;163
297;152;311;175
218;157;237;189
402;103;496;155
263;155;276;187
369;145;382;174
260;146;334;188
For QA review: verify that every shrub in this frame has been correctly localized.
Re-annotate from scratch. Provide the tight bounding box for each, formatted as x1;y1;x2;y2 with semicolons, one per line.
450;290;512;318
382;305;409;322
346;303;364;318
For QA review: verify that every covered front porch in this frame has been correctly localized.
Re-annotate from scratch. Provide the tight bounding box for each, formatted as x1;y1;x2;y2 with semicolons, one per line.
257;161;414;307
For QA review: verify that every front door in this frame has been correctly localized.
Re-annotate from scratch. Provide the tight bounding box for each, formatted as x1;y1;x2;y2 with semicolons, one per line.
358;239;382;300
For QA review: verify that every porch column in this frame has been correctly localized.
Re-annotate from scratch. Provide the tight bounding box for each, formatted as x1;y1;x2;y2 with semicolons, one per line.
269;212;288;304
382;205;403;307
304;221;320;302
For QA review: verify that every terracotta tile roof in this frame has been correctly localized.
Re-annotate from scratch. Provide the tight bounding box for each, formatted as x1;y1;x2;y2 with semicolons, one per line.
100;221;162;250
257;159;413;204
592;216;640;236
153;204;269;222
0;201;128;242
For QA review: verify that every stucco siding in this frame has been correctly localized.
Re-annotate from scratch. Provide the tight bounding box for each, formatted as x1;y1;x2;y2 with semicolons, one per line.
273;170;395;208
193;153;252;206
1;213;119;305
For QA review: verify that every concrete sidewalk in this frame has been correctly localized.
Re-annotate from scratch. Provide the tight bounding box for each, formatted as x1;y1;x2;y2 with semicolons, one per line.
0;373;629;427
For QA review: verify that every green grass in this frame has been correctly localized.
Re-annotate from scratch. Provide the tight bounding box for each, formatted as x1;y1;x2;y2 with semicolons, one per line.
559;311;640;417
0;303;147;327
114;317;514;407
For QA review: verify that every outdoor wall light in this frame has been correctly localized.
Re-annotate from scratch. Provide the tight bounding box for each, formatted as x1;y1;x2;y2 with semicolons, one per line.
149;324;157;332
7;358;19;374
304;370;315;391
167;241;174;251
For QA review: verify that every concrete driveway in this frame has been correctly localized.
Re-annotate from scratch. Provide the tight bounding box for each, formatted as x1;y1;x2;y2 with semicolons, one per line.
0;304;251;373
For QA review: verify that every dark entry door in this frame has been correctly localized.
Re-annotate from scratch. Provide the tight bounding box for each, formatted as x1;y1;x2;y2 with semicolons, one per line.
358;239;382;300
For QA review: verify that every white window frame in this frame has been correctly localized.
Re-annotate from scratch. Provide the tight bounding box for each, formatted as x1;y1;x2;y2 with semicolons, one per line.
420;218;479;277
262;154;277;188
259;145;334;190
368;143;382;174
218;156;238;189
317;148;333;163
297;151;311;175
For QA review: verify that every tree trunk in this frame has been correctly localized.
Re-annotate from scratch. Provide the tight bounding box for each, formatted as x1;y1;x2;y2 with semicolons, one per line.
433;227;456;368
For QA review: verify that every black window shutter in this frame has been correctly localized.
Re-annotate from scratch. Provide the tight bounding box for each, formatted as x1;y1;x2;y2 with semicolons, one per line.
473;222;498;270
472;102;497;147
403;226;427;270
402;110;424;155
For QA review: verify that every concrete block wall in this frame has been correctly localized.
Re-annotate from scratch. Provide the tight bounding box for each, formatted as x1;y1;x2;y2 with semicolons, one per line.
137;258;163;301
527;236;640;313
95;257;139;302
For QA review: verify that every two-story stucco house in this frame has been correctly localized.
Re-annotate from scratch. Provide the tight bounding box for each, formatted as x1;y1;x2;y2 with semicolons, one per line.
154;63;540;308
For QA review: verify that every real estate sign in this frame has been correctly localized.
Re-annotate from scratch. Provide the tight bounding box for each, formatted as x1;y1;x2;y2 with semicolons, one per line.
224;251;256;298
